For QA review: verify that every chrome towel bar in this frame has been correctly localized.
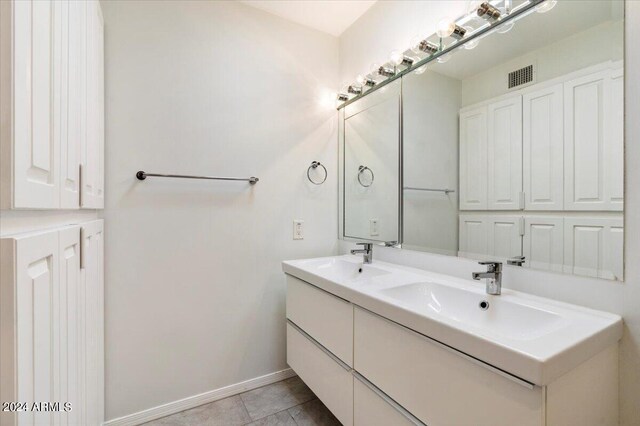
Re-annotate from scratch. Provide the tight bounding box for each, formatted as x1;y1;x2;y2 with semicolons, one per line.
404;186;455;194
136;171;259;184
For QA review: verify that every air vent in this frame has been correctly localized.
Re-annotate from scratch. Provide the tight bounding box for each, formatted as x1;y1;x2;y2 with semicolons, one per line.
508;65;534;89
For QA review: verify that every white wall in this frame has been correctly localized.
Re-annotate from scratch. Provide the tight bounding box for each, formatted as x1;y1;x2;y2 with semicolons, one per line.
339;1;640;424
101;0;339;421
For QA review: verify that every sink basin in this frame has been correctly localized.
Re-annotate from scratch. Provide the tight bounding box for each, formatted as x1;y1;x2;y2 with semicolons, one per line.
380;282;566;341
312;258;389;282
282;255;623;385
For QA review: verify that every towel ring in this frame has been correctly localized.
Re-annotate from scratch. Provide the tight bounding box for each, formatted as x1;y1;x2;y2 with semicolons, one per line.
307;161;327;185
358;165;374;187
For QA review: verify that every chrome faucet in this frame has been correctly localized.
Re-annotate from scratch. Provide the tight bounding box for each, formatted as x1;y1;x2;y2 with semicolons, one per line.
351;242;373;264
472;261;502;295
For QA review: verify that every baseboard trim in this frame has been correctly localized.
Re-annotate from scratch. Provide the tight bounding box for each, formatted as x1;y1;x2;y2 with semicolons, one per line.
104;368;297;426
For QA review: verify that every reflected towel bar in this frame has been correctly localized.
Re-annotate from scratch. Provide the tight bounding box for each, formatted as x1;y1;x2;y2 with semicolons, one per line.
136;171;259;184
404;187;455;194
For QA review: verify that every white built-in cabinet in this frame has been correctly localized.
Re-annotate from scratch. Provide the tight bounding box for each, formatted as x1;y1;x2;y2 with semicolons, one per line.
0;220;104;426
459;62;623;212
459;62;623;279
0;0;104;210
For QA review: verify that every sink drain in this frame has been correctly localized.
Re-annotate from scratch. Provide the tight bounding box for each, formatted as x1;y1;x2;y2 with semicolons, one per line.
478;300;490;310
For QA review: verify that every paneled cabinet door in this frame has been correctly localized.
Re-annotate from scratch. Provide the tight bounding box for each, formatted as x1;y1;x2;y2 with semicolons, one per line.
459;215;488;259
523;217;563;272
487;96;522;210
0;231;58;426
487;216;523;261
8;0;61;208
564;217;623;280
523;84;564;211
459;106;488;210
564;68;622;211
81;220;105;426
81;0;105;209
606;66;624;211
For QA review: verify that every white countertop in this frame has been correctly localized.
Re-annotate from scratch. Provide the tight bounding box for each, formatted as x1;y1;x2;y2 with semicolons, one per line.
282;255;623;386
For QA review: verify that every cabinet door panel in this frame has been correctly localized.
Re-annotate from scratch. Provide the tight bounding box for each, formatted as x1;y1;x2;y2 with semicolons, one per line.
59;227;81;426
488;96;522;210
459;107;487;210
487;216;522;261
81;0;104;209
606;67;624;210
459;215;488;259
523;84;563;210
15;232;59;425
81;220;105;426
13;0;61;208
564;70;615;210
564;217;623;280
523;217;563;272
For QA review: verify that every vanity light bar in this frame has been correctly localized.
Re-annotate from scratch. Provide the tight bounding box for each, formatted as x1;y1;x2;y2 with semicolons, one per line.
335;0;547;109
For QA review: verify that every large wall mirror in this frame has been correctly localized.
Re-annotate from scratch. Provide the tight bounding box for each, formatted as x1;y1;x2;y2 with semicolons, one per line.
341;0;624;281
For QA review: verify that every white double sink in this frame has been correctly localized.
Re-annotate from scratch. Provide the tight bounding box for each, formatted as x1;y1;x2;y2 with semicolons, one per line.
282;255;622;386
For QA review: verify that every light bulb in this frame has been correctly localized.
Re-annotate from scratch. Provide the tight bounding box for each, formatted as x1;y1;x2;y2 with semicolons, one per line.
390;50;404;66
463;26;479;49
356;74;366;86
415;64;428;75
369;63;380;76
495;8;514;33
436;18;456;38
536;0;557;13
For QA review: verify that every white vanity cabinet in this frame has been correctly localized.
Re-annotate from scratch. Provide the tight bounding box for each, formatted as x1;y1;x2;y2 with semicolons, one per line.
0;0;104;210
285;268;619;426
0;220;104;426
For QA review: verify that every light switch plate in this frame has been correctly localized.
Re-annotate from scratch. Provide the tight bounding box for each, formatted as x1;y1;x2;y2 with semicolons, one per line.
370;219;379;236
293;220;304;240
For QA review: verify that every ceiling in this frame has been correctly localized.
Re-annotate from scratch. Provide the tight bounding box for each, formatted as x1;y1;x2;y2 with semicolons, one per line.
239;0;376;37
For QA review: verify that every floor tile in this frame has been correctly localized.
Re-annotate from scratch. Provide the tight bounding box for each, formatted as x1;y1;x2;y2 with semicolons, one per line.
240;376;316;420
245;410;297;426
149;395;252;426
288;399;341;426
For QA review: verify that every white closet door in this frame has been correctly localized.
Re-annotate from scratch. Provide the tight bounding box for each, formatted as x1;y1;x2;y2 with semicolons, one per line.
15;231;58;425
81;220;105;426
523;217;563;272
523;84;564;211
564;70;611;210
81;0;105;209
486;216;523;261
564;217;623;280
459;106;488;210
12;0;61;208
459;215;488;259
487;96;522;210
58;227;82;425
606;66;624;211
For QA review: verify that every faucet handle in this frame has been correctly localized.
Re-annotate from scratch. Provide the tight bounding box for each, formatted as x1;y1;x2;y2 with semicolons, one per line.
356;242;372;248
478;261;502;271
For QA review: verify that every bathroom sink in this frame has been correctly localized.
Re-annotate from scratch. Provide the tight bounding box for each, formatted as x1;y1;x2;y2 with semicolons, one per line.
283;255;623;385
380;282;566;341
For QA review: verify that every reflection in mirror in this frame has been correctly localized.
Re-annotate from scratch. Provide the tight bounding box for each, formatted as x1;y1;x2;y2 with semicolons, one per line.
402;0;624;280
343;80;401;244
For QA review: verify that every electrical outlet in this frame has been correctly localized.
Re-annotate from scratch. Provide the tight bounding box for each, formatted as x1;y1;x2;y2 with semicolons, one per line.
370;219;379;236
293;220;304;240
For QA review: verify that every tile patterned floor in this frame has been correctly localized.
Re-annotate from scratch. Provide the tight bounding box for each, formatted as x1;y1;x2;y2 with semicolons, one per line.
142;376;341;426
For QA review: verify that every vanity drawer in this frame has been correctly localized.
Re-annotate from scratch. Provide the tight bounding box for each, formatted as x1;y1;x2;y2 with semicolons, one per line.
286;275;353;366
353;307;544;426
354;373;420;426
286;323;353;426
